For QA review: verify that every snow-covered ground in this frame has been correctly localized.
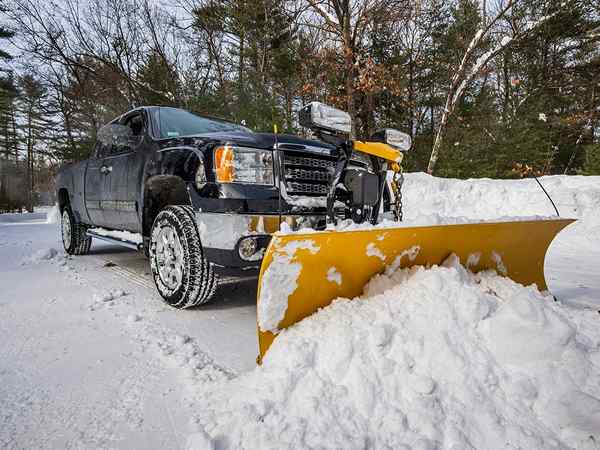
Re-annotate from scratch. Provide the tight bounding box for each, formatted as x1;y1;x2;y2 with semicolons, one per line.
1;173;599;449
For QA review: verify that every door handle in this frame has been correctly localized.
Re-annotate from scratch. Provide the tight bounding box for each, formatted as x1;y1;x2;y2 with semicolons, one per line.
100;165;113;175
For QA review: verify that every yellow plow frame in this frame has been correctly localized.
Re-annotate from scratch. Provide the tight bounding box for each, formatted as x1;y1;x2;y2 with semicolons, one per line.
256;219;574;360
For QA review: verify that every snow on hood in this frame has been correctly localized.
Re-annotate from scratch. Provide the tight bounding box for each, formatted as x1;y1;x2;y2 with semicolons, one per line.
190;255;600;449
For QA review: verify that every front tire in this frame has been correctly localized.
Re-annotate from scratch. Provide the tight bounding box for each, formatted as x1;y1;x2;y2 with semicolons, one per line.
149;205;218;308
61;206;92;255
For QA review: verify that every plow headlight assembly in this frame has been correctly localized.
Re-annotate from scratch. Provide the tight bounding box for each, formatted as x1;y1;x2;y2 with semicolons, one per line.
214;145;274;185
299;101;352;135
371;128;412;151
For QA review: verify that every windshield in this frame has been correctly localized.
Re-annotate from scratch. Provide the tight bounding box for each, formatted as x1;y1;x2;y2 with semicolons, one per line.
154;107;250;138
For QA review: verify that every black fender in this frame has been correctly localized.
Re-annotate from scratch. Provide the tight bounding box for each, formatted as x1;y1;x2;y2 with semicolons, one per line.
55;161;88;223
142;174;192;237
140;143;212;237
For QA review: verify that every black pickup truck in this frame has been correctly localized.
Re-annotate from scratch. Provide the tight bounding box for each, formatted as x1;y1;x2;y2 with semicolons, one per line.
56;105;396;307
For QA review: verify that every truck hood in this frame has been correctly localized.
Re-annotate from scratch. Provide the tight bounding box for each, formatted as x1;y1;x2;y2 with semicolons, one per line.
158;131;336;156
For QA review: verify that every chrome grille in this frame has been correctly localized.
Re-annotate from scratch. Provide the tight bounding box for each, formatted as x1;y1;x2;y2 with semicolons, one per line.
285;168;330;182
285;156;335;170
282;150;335;196
286;182;329;195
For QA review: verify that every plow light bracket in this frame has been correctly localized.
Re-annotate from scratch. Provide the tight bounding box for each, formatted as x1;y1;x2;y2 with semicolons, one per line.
299;102;351;135
371;128;412;152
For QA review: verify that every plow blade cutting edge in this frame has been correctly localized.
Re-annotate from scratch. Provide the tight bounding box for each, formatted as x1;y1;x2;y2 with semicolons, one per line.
256;219;574;360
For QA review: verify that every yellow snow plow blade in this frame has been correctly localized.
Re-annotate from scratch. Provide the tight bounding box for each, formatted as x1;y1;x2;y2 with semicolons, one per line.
256;219;574;360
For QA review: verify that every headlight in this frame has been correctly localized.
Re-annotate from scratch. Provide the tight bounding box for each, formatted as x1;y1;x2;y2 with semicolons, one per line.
214;145;274;185
371;128;412;151
299;102;352;135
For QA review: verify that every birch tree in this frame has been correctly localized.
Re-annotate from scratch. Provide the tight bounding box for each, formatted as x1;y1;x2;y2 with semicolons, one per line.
426;0;567;174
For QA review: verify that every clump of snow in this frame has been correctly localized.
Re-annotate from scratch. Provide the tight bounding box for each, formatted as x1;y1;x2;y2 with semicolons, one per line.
466;251;481;268
326;267;342;285
491;250;508;275
384;245;421;276
366;242;386;261
90;289;128;310
46;204;60;224
21;247;59;265
257;239;320;333
154;332;232;383
192;256;600;449
539;112;548;122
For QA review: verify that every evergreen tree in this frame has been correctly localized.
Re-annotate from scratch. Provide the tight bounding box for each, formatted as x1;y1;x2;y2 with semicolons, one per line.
0;0;17;161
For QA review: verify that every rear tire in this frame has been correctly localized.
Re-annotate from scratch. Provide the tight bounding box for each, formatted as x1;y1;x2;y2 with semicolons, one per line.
149;205;218;308
61;206;92;255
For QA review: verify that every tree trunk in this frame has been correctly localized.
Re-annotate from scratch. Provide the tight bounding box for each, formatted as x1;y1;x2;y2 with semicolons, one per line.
427;85;454;174
26;107;34;213
343;24;356;138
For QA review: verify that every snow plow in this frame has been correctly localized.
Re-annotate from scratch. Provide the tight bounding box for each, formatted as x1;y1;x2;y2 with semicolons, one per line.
256;219;573;359
256;102;574;360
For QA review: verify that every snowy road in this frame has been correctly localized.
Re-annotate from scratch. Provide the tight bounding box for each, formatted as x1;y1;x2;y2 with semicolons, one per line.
0;214;258;450
1;189;599;449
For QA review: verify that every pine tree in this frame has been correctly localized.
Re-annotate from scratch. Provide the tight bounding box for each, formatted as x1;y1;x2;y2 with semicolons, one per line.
0;0;17;162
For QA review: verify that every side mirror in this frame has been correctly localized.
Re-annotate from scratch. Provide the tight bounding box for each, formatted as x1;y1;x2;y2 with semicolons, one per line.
371;128;412;151
299;102;351;135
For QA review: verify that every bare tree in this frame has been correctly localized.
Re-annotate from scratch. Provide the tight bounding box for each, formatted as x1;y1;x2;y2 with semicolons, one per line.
301;0;412;137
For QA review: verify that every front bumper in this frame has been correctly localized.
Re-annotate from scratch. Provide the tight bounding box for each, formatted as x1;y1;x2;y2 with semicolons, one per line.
196;211;326;273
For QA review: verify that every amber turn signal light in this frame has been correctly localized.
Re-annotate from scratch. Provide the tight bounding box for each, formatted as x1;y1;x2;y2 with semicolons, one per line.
214;146;234;182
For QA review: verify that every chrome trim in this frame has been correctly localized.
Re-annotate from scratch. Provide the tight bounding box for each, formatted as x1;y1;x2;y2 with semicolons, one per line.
195;212;326;251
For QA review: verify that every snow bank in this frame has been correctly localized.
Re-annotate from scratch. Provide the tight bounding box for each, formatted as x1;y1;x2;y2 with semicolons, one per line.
402;173;600;238
191;257;600;449
46;204;60;224
188;174;600;449
279;173;600;237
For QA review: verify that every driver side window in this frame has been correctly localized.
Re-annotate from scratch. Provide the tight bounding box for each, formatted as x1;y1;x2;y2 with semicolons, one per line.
125;114;145;140
96;124;132;157
95;114;145;158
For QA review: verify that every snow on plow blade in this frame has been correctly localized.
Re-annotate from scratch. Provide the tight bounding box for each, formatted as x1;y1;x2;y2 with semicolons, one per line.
256;219;574;360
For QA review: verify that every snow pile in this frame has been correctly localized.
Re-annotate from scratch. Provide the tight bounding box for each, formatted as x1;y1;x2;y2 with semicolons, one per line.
191;257;600;450
402;173;600;235
21;247;60;264
46;204;60;224
279;173;600;236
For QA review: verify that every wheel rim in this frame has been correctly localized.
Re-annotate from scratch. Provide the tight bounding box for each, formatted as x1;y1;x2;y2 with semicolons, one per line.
61;210;72;249
155;224;184;290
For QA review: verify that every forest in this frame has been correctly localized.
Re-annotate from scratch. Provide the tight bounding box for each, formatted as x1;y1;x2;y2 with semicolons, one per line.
0;0;599;210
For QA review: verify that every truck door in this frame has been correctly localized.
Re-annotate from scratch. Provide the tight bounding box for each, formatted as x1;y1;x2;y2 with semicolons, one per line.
100;115;145;231
84;138;111;227
120;112;147;232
